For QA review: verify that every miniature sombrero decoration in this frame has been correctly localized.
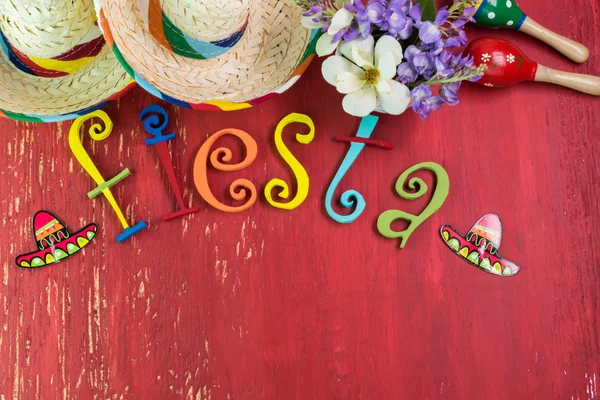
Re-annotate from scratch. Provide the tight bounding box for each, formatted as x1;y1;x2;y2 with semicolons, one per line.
0;0;135;122
96;0;320;111
15;210;98;268
440;214;520;277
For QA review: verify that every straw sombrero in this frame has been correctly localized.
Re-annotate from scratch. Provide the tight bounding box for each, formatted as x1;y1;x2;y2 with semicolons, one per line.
0;0;134;122
440;214;520;277
96;0;320;111
15;210;97;268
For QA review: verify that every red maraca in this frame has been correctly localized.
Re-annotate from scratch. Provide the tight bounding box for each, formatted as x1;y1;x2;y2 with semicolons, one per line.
466;38;600;95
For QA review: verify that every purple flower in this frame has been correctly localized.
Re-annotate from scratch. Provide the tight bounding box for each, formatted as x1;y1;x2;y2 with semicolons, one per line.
417;8;448;47
441;82;460;105
409;4;423;25
411;85;432;101
404;45;421;63
433;51;460;78
303;4;331;30
419;21;441;44
396;62;418;84
403;45;437;79
389;0;411;14
365;1;387;25
411;85;445;120
344;0;364;14
434;59;454;79
383;0;413;39
345;0;386;38
303;5;323;17
438;6;475;48
337;24;361;42
451;53;474;71
418;39;443;56
396;44;440;83
434;8;450;25
300;0;482;120
413;53;435;77
462;7;477;21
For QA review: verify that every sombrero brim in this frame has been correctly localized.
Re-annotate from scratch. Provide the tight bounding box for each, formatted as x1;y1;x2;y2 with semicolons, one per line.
0;43;134;122
97;0;316;110
15;224;98;268
441;225;520;276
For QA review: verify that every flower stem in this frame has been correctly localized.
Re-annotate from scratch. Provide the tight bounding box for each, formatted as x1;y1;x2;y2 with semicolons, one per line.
415;65;488;86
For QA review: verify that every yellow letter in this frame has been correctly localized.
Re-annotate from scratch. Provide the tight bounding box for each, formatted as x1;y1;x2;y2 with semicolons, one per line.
264;113;315;210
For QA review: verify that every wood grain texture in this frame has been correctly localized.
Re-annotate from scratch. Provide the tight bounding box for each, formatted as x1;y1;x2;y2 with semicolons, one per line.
1;1;599;397
535;65;600;95
520;18;589;63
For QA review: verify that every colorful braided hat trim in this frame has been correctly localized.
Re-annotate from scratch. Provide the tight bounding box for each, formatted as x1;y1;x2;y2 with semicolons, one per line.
102;6;320;112
0;82;135;123
97;0;316;111
142;0;249;60
0;0;135;123
0;23;105;78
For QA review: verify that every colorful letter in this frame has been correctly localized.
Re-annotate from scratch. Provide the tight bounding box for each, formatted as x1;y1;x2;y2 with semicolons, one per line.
265;113;315;210
325;116;380;224
377;162;450;248
140;105;199;221
69;111;147;242
193;129;258;212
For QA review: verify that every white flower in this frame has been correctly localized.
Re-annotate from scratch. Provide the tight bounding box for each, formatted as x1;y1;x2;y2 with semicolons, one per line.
321;35;411;117
481;53;492;62
506;54;515;63
315;8;354;56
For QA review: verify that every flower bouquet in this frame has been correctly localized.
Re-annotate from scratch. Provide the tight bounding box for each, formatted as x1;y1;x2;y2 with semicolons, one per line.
292;0;486;118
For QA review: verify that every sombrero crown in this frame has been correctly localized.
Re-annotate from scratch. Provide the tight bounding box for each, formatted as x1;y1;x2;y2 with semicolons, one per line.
97;0;320;110
469;214;502;252
0;0;133;122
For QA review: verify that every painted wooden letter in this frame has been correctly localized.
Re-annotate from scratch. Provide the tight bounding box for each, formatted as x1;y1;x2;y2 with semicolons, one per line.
69;110;147;242
377;162;449;248
264;113;315;210
325;115;379;224
140;105;199;221
193;129;258;212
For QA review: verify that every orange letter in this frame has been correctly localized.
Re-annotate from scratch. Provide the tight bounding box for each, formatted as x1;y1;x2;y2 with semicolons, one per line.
193;129;258;212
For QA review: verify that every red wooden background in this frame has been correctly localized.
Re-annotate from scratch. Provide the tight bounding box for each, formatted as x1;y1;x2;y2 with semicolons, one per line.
1;2;599;398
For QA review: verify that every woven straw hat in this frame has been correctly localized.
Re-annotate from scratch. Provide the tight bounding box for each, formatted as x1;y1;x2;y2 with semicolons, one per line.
96;0;319;111
0;0;134;122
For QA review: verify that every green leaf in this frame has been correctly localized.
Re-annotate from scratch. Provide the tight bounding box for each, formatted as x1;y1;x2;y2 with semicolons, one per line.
416;0;437;21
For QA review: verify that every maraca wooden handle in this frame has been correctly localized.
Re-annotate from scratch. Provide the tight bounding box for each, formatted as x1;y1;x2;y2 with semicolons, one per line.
535;65;600;96
520;18;589;63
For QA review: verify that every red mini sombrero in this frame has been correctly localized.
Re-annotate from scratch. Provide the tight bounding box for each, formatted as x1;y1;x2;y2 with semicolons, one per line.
15;211;97;268
440;214;520;277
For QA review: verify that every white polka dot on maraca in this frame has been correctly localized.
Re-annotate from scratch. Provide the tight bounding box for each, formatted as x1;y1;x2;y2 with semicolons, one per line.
506;0;512;7
507;20;514;26
488;12;496;19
